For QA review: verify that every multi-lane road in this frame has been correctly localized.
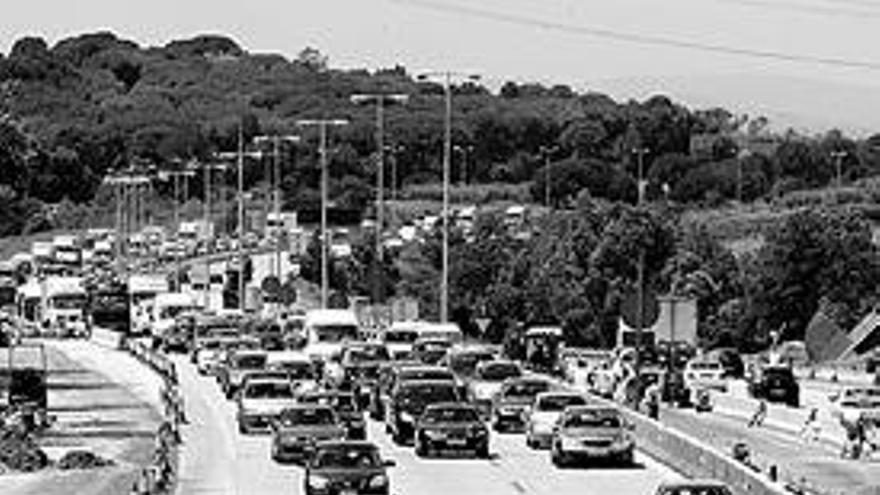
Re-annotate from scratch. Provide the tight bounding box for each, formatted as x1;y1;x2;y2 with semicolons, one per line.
173;353;682;495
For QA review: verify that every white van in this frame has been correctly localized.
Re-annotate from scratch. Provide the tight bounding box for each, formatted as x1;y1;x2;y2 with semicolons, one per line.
150;292;199;337
380;321;425;359
302;309;360;361
416;322;463;344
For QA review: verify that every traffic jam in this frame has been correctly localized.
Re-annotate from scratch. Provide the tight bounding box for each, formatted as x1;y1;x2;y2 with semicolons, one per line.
169;310;644;495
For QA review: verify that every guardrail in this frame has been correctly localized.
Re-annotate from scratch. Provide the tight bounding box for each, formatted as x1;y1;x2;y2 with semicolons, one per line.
124;338;181;495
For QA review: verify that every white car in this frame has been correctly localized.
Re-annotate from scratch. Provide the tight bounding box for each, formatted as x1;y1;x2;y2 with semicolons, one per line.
828;386;880;424
236;378;299;434
684;359;728;392
468;360;523;417
526;391;589;449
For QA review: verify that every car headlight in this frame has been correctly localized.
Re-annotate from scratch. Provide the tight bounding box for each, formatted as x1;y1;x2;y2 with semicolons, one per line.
423;428;444;439
308;475;330;489
400;411;415;423
368;474;389;488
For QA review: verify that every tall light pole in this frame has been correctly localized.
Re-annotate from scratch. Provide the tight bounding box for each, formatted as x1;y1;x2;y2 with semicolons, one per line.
386;144;405;202
159;168;196;291
418;71;480;323
201;161;228;310
539;145;558;207
454;144;474;185
632;147;650;205
831;150;847;190
631;146;649;378
255;134;300;280
297;118;349;309
351;93;409;304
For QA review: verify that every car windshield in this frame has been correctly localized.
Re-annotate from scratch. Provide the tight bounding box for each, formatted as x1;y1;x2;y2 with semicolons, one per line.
278;407;336;426
478;363;521;381
562;410;622;428
691;362;722;371
400;384;457;403
314;324;359;343
271;361;315;379
53;295;86;309
244;382;293;399
504;381;551;398
312;446;381;469
400;369;451;382
303;394;357;412
421;407;479;424
346;346;390;362
536;395;587;412
235;354;267;369
658;487;733;495
385;330;418;343
448;352;494;376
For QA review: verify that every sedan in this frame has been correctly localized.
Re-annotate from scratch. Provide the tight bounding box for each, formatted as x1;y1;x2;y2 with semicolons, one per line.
550;405;635;467
526;391;589;449
414;403;490;458
270;405;347;463
655;480;734;495
304;441;395;495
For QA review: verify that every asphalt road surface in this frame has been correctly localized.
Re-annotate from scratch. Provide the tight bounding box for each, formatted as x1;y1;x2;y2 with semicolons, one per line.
173;354;682;495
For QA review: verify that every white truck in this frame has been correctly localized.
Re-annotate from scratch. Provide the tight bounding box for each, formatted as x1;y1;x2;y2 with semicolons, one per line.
149;292;199;338
129;275;170;335
42;276;88;337
52;235;82;268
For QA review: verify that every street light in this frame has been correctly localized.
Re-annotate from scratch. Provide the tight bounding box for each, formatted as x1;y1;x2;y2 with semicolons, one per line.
632;147;650;205
538;145;559;207
297;118;350;309
454;144;474;185
385;144;405;202
351;93;409;305
254;134;301;281
199;161;229;310
831;150;847;190
418;70;480;323
158;168;196;291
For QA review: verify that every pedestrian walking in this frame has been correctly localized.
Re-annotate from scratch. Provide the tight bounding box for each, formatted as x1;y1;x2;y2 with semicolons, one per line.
748;399;767;428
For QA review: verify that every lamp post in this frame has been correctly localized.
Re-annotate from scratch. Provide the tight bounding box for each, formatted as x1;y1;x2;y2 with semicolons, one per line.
418;71;480;323
386;144;405;202
255;134;300;280
539;145;558;207
454;144;474;185
351;93;409;304
632;147;650;205
631;146;649;378
200;161;228;310
297;118;350;309
159;168;196;291
831;150;847;190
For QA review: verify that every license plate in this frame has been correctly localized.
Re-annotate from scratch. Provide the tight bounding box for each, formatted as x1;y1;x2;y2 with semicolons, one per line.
340;490;357;495
448;438;467;446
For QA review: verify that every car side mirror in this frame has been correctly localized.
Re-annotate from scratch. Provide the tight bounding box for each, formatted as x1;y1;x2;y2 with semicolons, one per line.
383;459;396;467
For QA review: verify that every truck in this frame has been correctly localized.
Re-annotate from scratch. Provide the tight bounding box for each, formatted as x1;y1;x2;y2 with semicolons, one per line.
178;220;214;255
129;274;170;335
87;279;129;334
42;276;89;337
52;234;82;268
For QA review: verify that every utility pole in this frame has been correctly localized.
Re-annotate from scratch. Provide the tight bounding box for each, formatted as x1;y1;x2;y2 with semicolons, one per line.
255;134;300;280
297;118;349;309
418;71;480;323
831;150;847;190
632;146;649;378
633;147;650;205
351;93;408;304
539;145;558;207
454;144;474;185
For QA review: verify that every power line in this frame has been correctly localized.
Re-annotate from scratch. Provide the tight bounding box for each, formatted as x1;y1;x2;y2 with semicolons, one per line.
393;0;880;70
710;0;880;18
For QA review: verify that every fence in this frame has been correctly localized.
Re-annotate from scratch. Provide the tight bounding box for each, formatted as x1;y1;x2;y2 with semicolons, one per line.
124;338;181;495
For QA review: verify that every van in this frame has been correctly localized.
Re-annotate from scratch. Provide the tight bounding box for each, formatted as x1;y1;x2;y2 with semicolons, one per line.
303;309;360;361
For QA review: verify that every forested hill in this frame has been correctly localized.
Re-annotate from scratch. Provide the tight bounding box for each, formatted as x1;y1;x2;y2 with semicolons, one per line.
1;31;879;237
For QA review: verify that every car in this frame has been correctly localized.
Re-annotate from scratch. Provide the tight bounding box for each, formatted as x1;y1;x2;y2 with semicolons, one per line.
468;360;523;417
266;351;321;387
412;338;454;365
414;402;489;458
300;389;368;440
439;345;497;381
303;441;395;495
827;385;880;424
588;361;618;398
218;349;269;399
654;480;734;495
549;405;635;467
193;336;234;375
236;377;298;434
270;405;347;463
334;343;391;407
369;360;421;420
748;365;800;407
683;359;727;392
380;365;457;421
526;391;589;449
491;376;558;432
705;348;745;378
386;379;461;445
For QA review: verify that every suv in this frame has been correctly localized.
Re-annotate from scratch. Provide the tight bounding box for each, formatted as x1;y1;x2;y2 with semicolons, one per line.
386;379;461;444
303;441;394;495
550;405;635;467
748;365;799;407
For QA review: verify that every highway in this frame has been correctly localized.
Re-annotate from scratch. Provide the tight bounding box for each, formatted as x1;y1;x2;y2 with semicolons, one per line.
173;354;682;495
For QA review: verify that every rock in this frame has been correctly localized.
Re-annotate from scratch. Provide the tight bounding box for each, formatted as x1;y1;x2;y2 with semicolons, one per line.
57;449;115;470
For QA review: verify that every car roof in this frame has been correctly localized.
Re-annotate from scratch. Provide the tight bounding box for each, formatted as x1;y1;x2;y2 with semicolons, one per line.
399;365;450;374
314;440;379;450
425;402;477;411
399;379;456;389
563;405;620;415
536;390;585;399
658;479;730;488
281;403;334;412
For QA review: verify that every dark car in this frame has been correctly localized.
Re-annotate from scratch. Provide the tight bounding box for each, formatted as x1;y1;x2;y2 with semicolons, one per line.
413;338;454;365
339;343;391;408
707;348;745;378
415;402;489;458
270;405;346;463
491;377;557;432
377;365;457;422
439;346;497;380
748;365;799;407
386;380;461;445
654;480;734;495
303;441;395;495
368;360;422;420
300;389;367;440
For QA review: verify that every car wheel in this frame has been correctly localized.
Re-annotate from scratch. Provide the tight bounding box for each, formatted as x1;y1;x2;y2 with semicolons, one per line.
551;447;566;468
619;449;634;466
415;440;429;458
477;443;490;459
392;428;404;445
238;422;247;435
526;435;537;449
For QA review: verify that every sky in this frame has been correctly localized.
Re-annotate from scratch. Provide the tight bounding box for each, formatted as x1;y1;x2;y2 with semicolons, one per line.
3;0;880;133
